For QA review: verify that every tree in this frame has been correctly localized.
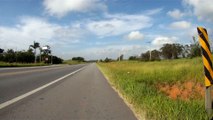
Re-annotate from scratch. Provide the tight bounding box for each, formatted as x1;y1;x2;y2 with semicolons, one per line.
25;49;35;63
141;49;160;61
104;57;112;62
0;48;4;61
0;48;4;54
172;44;183;59
4;49;16;63
52;56;63;64
117;54;124;61
160;44;173;59
72;57;85;62
42;45;51;55
182;45;191;58
29;41;40;63
16;49;34;63
41;45;52;63
190;37;201;58
150;50;161;61
129;56;137;60
0;44;62;64
160;43;183;59
141;51;150;61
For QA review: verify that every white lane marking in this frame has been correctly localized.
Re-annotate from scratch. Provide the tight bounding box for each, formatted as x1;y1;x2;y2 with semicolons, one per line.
0;67;85;110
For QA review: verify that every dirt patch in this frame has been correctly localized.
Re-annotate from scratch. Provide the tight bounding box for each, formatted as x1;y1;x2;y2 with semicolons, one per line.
158;81;205;101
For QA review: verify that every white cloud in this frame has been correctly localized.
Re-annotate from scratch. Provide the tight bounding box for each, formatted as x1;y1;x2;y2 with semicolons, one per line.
169;21;191;29
167;9;184;19
145;8;163;15
87;13;152;37
43;0;107;17
127;31;144;40
152;36;177;46
184;0;213;22
0;17;84;52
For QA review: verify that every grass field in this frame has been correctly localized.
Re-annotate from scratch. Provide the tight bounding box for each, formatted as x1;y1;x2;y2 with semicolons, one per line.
98;58;209;120
0;60;84;67
0;62;47;67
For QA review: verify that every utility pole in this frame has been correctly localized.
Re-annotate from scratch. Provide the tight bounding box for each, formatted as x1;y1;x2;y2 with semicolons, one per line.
118;52;120;61
15;47;17;63
146;41;152;61
51;50;53;64
34;45;37;64
39;47;42;63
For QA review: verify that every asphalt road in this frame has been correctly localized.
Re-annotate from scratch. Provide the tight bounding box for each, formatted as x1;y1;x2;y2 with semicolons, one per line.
0;63;137;120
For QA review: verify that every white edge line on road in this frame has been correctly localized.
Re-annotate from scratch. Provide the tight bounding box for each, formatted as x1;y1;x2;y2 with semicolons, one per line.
0;67;85;110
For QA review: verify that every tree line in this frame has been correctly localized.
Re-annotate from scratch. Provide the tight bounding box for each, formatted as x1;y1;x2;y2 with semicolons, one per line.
0;42;63;64
72;57;85;62
100;41;201;62
129;42;201;61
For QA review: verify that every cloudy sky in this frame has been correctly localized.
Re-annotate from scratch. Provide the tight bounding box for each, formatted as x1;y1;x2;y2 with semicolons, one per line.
0;0;213;60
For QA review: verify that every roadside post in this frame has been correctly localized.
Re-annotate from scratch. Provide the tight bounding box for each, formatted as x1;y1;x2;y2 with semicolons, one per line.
197;27;213;117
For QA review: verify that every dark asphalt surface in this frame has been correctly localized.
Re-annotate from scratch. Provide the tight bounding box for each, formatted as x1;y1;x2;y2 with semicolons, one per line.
0;64;86;103
0;63;137;120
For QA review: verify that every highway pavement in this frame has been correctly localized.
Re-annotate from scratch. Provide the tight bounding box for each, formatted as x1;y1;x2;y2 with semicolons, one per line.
0;63;137;120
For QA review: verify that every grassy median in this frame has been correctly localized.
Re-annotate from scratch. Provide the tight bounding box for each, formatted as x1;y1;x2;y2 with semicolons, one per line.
0;62;47;67
97;58;208;120
0;60;84;67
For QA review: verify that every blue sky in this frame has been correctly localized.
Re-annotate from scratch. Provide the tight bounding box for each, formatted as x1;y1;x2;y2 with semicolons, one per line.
0;0;213;60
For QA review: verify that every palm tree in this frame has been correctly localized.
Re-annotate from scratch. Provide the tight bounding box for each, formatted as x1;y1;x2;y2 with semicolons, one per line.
29;41;40;63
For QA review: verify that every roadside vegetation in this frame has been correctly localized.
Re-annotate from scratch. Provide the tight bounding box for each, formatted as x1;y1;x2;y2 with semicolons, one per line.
0;41;63;67
63;57;85;65
97;41;206;119
101;39;200;63
98;58;208;119
63;60;85;65
0;41;88;67
0;61;46;67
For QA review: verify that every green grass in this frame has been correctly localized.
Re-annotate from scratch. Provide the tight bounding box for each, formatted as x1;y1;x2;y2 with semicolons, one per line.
0;60;86;67
0;61;47;67
63;60;85;65
97;58;209;120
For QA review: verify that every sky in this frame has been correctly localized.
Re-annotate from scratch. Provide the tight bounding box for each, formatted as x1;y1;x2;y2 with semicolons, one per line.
0;0;213;60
